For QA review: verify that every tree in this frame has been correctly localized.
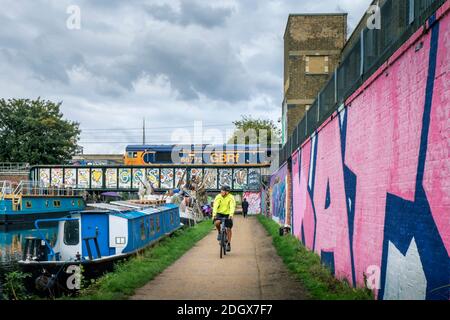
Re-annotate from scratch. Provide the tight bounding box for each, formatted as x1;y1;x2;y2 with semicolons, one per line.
0;98;81;165
228;115;281;146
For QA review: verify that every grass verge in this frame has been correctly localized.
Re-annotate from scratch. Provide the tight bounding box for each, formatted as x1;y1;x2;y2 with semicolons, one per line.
257;215;373;300
72;220;213;300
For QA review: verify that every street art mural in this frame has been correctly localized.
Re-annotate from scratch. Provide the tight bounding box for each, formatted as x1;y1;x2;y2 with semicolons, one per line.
133;168;146;188
147;168;159;188
243;192;261;215
77;169;90;188
175;168;187;188
64;168;76;187
270;164;287;225
51;168;63;187
105;168;117;189
277;10;450;300
190;168;203;182
118;168;131;189
233;168;247;189
219;169;232;188
39;169;50;187
248;168;261;191
91;169;103;189
160;168;174;189
204;168;218;189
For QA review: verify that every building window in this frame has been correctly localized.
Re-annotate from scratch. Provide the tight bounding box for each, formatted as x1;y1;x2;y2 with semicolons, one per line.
305;56;329;74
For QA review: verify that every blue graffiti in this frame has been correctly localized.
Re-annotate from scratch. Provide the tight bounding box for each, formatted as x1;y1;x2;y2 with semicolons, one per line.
379;18;449;301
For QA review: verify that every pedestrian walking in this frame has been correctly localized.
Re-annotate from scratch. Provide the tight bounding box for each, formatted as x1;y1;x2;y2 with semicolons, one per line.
242;198;249;218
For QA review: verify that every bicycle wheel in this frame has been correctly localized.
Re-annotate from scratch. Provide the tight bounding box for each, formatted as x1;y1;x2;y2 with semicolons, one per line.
222;231;227;256
220;231;225;259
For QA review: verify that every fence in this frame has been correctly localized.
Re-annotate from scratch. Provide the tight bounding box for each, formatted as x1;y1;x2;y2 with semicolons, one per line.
0;162;30;174
279;0;446;164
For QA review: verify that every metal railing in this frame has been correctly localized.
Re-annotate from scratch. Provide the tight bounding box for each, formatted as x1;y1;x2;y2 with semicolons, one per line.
0;162;30;174
0;180;85;199
279;0;446;165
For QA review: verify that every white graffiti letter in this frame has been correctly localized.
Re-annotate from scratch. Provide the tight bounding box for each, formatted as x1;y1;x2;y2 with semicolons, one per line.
366;265;381;290
366;5;381;30
66;265;81;290
66;5;81;30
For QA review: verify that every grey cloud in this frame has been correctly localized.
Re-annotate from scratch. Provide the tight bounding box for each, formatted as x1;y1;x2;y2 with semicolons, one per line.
0;0;373;153
146;1;234;28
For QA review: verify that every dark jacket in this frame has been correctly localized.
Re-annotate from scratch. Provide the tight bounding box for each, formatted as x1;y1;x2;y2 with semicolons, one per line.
242;200;249;212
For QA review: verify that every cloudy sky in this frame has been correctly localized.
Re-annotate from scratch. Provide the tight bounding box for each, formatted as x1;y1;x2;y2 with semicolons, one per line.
0;0;371;154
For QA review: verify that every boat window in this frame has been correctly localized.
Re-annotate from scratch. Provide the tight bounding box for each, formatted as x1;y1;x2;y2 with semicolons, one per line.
140;220;146;240
54;200;61;208
64;220;79;246
115;237;126;245
45;200;49;208
25;201;32;209
170;212;174;225
71;200;75;206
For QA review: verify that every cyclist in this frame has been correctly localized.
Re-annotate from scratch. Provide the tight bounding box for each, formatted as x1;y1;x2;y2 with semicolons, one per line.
212;185;236;252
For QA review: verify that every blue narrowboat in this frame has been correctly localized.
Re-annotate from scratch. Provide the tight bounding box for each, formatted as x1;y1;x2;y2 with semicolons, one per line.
18;201;181;294
0;181;85;225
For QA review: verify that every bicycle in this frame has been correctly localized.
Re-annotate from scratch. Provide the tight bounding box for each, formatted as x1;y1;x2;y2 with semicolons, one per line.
216;217;229;259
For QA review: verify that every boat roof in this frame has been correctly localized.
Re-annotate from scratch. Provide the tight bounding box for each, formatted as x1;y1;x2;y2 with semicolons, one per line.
81;202;178;220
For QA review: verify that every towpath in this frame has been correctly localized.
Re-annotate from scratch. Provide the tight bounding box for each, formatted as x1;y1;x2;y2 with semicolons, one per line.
131;215;308;300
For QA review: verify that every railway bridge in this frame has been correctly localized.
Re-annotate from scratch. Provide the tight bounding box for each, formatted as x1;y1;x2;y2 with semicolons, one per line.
29;164;269;193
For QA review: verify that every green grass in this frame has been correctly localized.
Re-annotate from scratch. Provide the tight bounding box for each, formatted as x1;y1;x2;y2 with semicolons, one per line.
257;215;374;300
71;220;213;300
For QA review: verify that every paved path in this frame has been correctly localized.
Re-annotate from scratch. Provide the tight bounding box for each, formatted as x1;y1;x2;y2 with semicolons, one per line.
131;215;308;300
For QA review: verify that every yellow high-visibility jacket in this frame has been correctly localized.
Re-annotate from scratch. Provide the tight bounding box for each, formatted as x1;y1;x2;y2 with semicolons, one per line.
212;193;236;217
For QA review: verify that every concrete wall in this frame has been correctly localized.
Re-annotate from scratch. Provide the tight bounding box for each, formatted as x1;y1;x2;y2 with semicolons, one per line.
270;4;450;300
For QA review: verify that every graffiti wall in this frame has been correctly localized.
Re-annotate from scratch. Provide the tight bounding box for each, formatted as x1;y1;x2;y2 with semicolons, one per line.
118;168;131;189
270;164;287;225
233;168;247;189
219;169;232;188
204;168;218;189
91;169;103;189
147;168;159;188
39;168;50;187
282;10;450;300
160;168;174;189
105;168;117;189
77;169;90;188
243;192;261;215
64;168;76;187
51;168;63;187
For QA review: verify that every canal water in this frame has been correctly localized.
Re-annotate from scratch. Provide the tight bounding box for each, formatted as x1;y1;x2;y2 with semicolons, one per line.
0;224;59;298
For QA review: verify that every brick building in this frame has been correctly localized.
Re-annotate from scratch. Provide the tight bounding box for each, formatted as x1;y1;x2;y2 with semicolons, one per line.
282;14;347;144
